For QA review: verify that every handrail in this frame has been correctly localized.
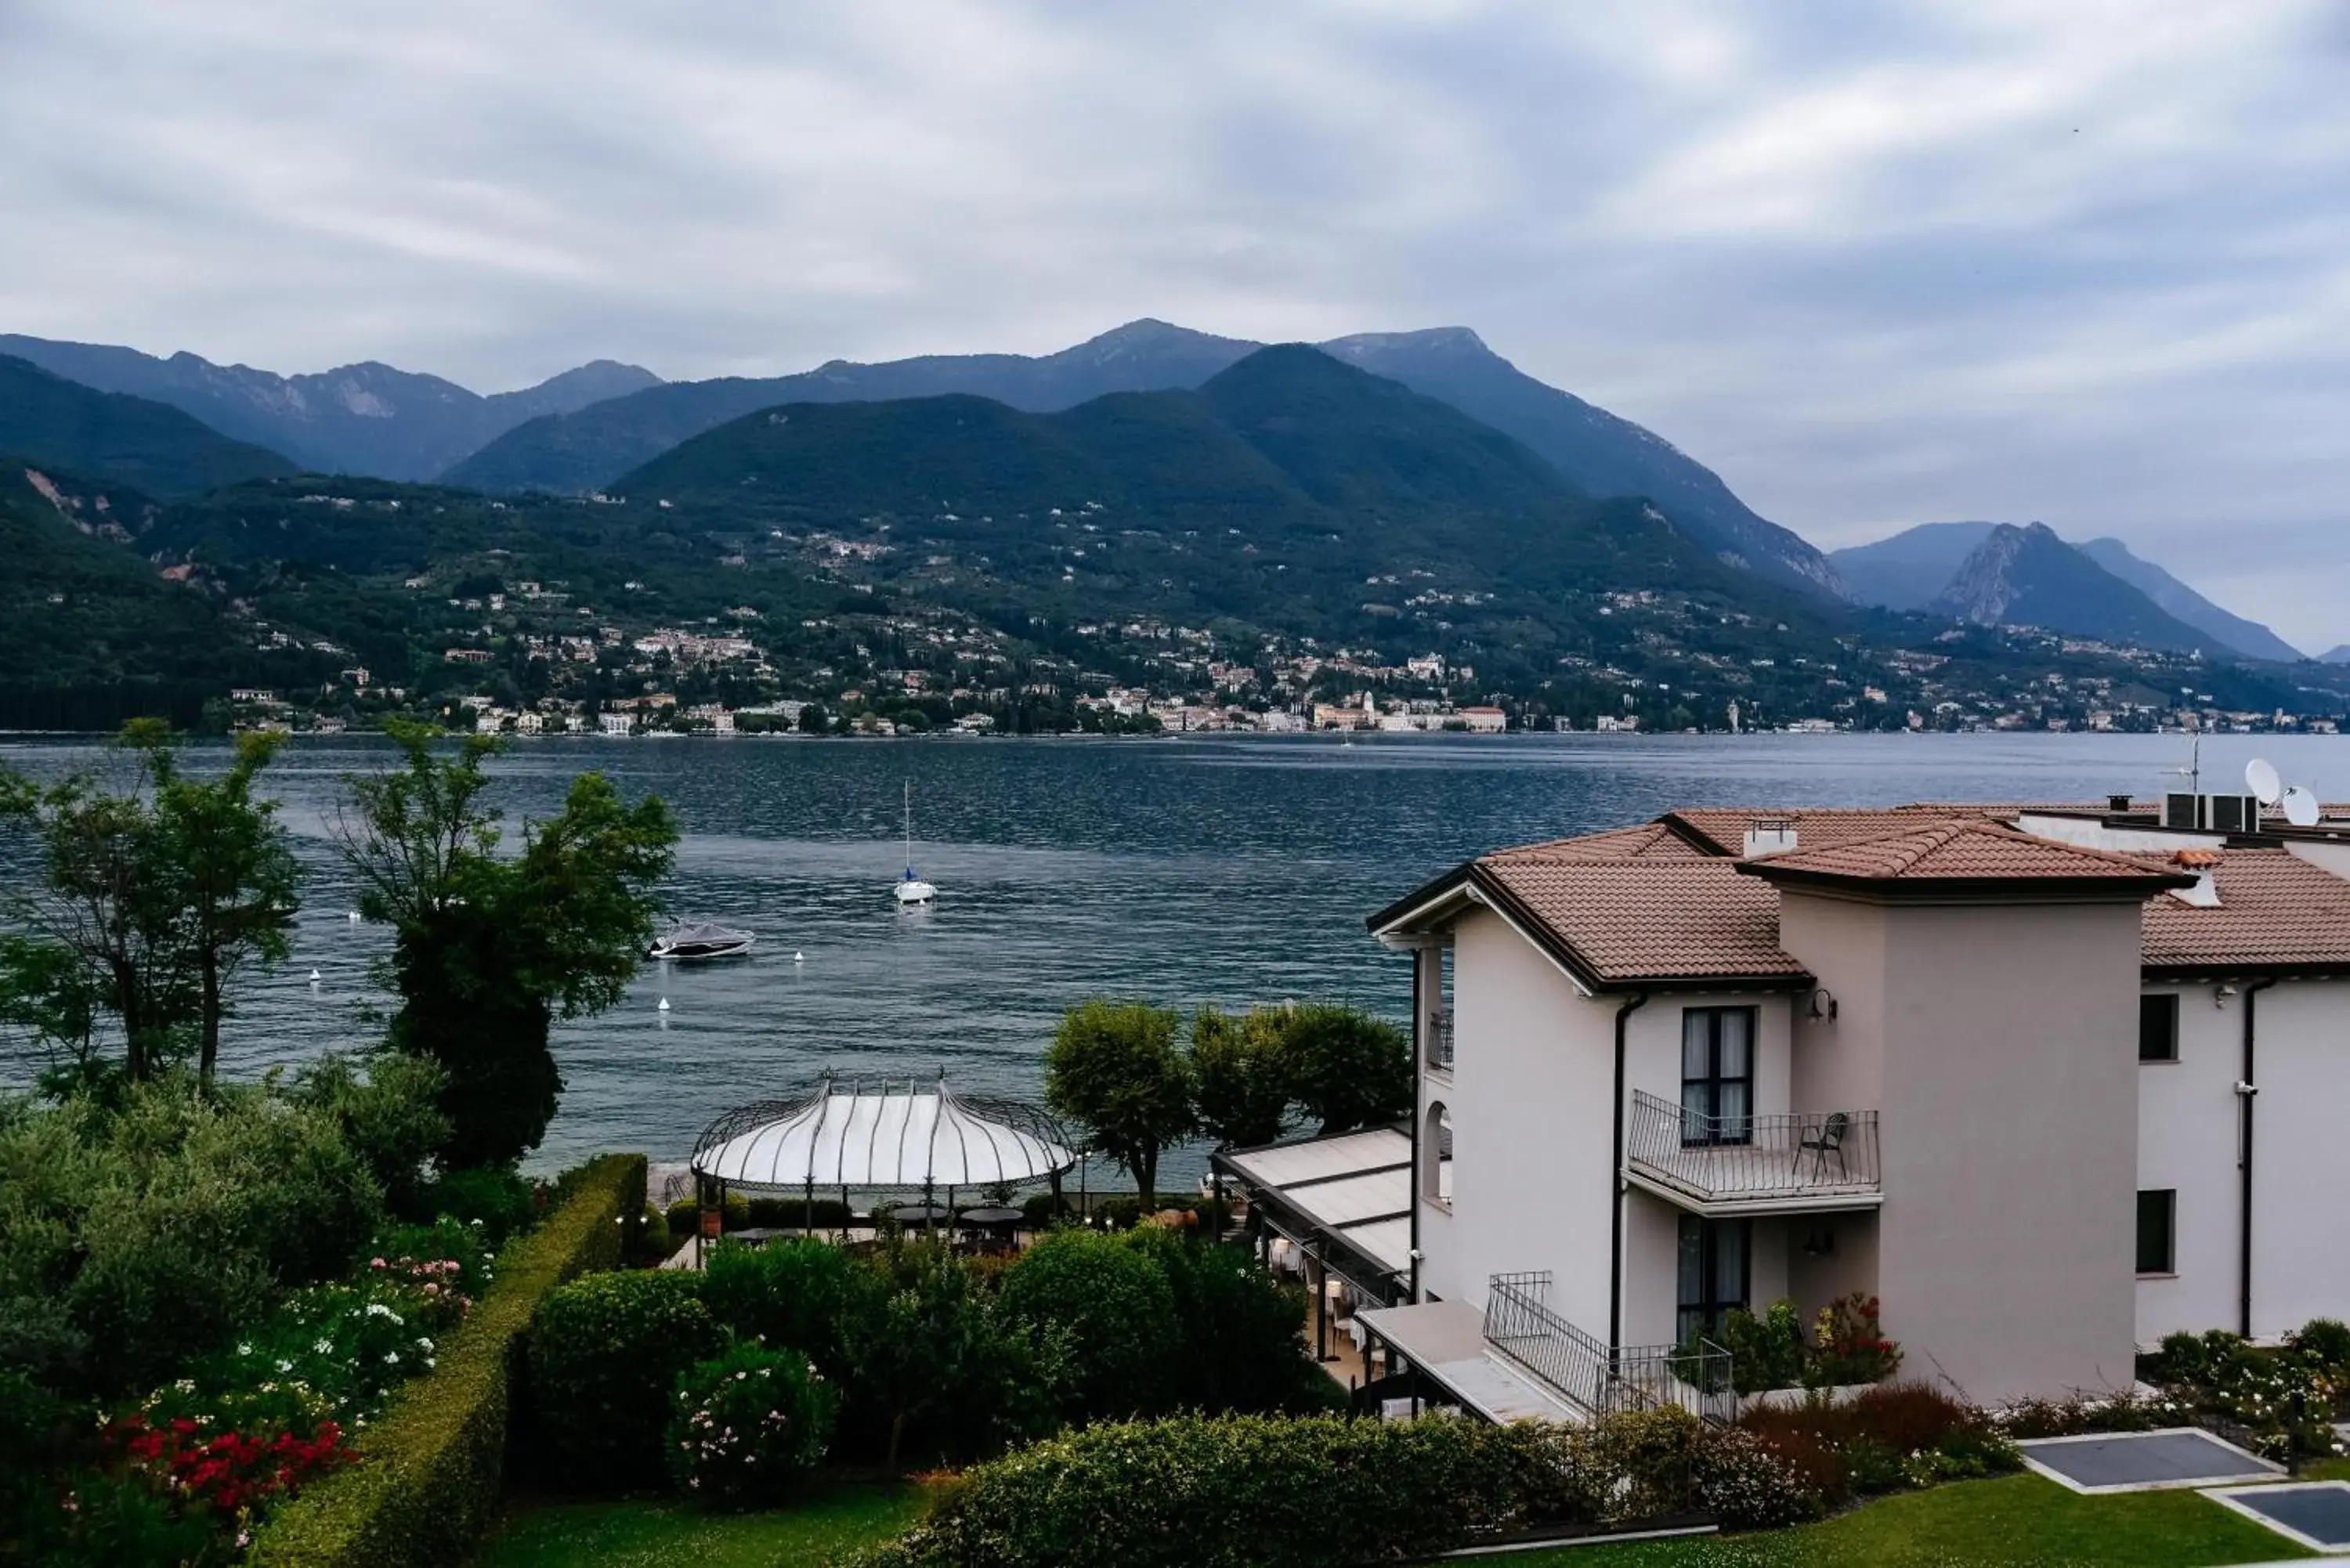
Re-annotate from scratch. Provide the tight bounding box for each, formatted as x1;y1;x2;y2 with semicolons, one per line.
1426;1008;1455;1071
1625;1090;1879;1204
1483;1271;1732;1425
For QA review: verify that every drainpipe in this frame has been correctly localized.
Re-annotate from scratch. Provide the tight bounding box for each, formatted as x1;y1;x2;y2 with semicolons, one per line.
1410;945;1423;1304
1609;992;1650;1353
2238;977;2276;1339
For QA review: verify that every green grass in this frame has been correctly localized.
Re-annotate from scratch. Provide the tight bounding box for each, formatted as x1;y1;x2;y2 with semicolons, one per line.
477;1484;921;1568
1527;1472;2317;1567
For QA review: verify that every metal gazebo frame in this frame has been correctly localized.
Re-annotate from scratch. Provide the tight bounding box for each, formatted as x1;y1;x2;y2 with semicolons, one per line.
688;1074;1079;1253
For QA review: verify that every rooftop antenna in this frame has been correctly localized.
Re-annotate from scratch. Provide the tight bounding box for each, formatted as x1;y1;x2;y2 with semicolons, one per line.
2246;758;2283;807
2164;735;2202;796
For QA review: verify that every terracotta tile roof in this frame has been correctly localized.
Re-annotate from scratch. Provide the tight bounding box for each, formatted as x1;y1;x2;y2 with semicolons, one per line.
1477;859;1810;986
1485;822;1711;862
1662;806;2016;856
1740;818;2189;885
2142;849;2350;973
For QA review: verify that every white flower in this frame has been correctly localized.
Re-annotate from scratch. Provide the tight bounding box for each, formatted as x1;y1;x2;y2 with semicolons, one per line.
417;1338;434;1353
314;1339;334;1355
237;1343;254;1357
276;1360;294;1374
384;1351;400;1365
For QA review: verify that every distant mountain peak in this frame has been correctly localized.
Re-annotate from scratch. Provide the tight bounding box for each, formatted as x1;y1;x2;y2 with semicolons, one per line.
1928;521;2210;652
1322;326;1491;358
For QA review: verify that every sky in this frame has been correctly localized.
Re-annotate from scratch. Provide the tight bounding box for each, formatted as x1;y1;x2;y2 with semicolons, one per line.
4;1;2348;648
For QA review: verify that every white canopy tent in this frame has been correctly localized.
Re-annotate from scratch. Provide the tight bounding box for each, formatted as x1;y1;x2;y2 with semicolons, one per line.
691;1078;1078;1194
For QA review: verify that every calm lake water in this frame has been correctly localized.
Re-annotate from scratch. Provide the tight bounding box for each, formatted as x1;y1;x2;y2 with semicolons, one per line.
2;731;2340;1188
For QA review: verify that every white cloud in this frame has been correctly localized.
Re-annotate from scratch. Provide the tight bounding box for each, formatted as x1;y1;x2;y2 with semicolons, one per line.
2;0;2347;644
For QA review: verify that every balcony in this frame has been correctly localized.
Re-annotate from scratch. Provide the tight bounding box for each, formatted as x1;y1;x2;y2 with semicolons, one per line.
1425;1007;1455;1073
1624;1090;1882;1216
1483;1271;1732;1425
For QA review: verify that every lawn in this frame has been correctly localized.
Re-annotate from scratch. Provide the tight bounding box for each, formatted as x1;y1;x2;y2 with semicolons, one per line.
1535;1471;2326;1567
478;1483;922;1568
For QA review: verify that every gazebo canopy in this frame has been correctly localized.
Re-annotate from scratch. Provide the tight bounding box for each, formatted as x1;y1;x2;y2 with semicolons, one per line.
691;1077;1078;1192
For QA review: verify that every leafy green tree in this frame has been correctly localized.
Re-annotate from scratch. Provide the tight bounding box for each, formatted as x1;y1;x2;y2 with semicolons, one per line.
1044;999;1194;1210
1278;1003;1413;1136
998;1227;1178;1423
332;721;677;1166
0;723;297;1089
139;728;301;1086
1189;1006;1292;1151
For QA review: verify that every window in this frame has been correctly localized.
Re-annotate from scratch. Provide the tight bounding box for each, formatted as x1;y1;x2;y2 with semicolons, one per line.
1681;1007;1755;1145
2138;993;2180;1063
1676;1215;1751;1344
2136;1189;2176;1274
1423;1103;1453;1205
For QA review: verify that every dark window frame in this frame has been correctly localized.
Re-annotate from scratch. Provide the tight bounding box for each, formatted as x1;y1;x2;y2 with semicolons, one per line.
1676;1214;1752;1345
2139;993;2181;1063
1681;1006;1757;1147
2136;1188;2177;1275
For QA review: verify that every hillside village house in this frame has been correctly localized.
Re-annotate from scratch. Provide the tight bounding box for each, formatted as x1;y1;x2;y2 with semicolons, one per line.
1217;797;2350;1420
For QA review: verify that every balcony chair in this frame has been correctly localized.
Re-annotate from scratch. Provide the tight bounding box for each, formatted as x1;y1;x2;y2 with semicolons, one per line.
1797;1111;1850;1180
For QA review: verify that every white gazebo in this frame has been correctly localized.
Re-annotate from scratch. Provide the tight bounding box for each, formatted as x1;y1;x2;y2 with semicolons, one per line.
689;1075;1079;1240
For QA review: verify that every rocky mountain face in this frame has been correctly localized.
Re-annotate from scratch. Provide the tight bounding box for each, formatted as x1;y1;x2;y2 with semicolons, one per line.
1930;522;2212;652
1318;327;1842;597
2074;537;2301;662
0;354;295;498
1829;522;1999;610
0;334;660;480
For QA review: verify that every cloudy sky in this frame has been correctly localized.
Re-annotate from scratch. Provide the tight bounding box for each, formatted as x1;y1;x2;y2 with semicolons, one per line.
5;2;2347;646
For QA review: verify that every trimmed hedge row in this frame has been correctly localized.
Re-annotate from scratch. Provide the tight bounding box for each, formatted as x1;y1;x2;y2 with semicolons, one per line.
248;1154;646;1568
855;1407;1777;1568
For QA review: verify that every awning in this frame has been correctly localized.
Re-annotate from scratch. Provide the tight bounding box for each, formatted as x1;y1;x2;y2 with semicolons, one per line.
1214;1125;1413;1295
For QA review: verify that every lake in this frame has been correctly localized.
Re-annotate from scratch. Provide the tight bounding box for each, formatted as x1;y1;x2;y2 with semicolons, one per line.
1;730;2338;1190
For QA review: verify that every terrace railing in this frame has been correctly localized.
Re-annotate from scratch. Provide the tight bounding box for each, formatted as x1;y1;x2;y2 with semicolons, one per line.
1483;1271;1732;1425
1426;1008;1455;1072
1625;1090;1880;1209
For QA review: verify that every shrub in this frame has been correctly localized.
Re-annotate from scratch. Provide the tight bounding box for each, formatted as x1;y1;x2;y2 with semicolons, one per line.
1742;1382;2018;1506
701;1237;856;1367
1697;1427;1827;1529
998;1229;1177;1421
416;1167;536;1245
743;1194;855;1229
665;1197;702;1239
2290;1317;2350;1377
634;1205;672;1266
1806;1292;1901;1387
248;1152;644;1568
1720;1301;1806;1394
665;1341;838;1508
1994;1387;2185;1438
1125;1230;1333;1416
868;1412;1533;1568
525;1270;724;1491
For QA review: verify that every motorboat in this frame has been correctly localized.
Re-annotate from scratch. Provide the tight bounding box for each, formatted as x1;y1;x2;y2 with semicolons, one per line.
649;920;756;960
895;781;936;907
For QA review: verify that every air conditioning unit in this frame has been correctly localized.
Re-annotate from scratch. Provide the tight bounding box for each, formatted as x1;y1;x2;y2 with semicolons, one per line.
2163;793;2261;833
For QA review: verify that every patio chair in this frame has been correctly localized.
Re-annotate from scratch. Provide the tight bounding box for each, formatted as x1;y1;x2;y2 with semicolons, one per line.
1798;1111;1849;1180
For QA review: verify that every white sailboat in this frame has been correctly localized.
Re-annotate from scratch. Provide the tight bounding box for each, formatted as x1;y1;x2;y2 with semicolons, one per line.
894;781;936;907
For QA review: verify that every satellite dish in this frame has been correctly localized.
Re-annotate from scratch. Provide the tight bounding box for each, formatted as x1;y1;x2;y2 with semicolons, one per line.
2283;786;2321;828
2247;759;2283;807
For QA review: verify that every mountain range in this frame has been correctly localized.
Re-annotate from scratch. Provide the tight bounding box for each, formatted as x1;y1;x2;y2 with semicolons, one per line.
0;354;295;498
448;320;1838;597
1830;522;2300;660
0;334;660;481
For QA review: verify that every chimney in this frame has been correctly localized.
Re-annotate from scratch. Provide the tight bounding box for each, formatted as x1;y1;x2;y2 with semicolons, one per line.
2107;793;2133;815
1743;817;1799;858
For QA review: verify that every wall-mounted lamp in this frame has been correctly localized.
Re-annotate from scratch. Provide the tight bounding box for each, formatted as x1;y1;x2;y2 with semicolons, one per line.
1806;987;1839;1021
1800;1227;1837;1258
2216;984;2240;1008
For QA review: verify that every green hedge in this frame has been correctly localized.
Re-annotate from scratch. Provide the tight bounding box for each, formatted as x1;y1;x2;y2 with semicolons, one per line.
248;1153;646;1568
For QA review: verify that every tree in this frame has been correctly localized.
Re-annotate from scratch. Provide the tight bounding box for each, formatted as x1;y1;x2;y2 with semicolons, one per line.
1044;999;1194;1210
1278;1003;1412;1136
332;721;676;1166
0;723;298;1089
139;728;300;1086
1188;1006;1292;1151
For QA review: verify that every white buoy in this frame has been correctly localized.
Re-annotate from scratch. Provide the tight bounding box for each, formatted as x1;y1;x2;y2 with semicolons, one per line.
347;910;361;923
656;997;671;1012
794;951;804;963
309;969;322;985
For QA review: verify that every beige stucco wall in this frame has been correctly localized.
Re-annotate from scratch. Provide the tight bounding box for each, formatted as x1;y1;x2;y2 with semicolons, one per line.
2239;981;2350;1339
1434;906;1620;1333
1830;895;2142;1403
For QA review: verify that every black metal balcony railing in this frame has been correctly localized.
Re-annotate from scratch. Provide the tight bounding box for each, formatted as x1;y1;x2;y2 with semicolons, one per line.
1483;1271;1733;1425
1426;1008;1454;1071
1625;1091;1880;1206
